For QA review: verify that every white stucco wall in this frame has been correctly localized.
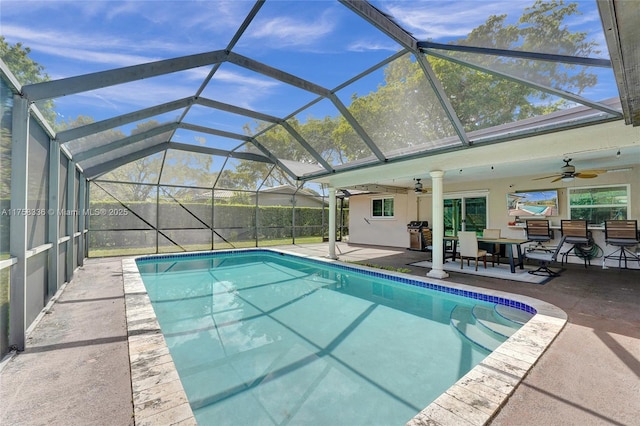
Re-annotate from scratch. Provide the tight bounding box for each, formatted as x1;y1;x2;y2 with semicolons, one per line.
347;166;639;260
348;193;412;248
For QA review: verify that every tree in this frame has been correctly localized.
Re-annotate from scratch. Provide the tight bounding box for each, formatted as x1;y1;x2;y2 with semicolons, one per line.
241;1;600;167
1;37;56;125
338;0;599;150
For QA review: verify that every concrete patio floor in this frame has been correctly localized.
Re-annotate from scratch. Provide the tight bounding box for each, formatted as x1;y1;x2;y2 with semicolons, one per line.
1;242;638;425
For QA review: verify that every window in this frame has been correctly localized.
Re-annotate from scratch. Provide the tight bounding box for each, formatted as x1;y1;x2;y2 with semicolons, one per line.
372;197;394;218
568;185;629;224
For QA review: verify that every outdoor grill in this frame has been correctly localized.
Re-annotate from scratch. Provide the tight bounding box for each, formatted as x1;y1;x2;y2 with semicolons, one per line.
407;221;431;251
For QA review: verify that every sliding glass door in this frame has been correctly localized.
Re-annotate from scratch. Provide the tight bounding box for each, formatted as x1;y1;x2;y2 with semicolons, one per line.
444;195;488;236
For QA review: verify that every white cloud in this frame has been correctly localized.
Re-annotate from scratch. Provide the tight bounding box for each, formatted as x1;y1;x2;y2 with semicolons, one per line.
382;1;529;40
249;11;337;47
348;40;399;53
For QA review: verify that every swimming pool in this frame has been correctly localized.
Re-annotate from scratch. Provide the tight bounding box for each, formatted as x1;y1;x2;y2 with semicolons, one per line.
123;247;567;425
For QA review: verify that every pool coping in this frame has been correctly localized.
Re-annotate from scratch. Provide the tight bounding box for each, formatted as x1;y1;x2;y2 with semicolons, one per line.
122;248;567;426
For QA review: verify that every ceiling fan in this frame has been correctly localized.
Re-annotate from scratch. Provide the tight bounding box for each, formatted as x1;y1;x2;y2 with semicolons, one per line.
414;178;423;193
533;158;606;182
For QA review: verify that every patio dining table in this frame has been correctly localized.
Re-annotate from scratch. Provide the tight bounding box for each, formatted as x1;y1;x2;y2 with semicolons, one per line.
443;235;529;273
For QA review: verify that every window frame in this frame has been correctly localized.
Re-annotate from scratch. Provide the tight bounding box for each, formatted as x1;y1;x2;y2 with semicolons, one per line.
567;184;630;224
371;196;395;219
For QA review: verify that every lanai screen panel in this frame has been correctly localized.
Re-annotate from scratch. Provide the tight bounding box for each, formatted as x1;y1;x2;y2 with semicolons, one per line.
256;169;296;246
170;128;245;152
294;183;327;244
0;79;10;258
427;50;618;101
157;188;213;254
231;0;402;90
213;189;256;249
256;186;294;247
424;53;593;135
59;155;68;237
181;103;270;138
334;53;462;160
74;170;80;229
428;1;608;58
88;181;158;256
42;67;213;130
260;166;297;190
199;62;320;118
286;98;375;167
159;150;224;189
253;125;320;169
0;78;11;357
215;157;271;191
62;112;182;156
27;120;49;249
81;137;168;177
97;152;164;185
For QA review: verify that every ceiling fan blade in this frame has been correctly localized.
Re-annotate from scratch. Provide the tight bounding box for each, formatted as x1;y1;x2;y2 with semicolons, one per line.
550;176;564;183
578;169;607;175
532;174;561;181
575;173;599;179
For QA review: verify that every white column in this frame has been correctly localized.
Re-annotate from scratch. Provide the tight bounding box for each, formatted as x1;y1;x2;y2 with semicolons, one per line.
427;170;449;279
328;187;338;259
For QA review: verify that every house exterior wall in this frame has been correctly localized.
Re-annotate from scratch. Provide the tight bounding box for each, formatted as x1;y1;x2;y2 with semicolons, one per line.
347;167;639;256
348;193;410;247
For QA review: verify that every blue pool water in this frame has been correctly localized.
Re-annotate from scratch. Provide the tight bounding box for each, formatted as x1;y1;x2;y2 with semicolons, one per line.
520;205;549;215
137;250;533;425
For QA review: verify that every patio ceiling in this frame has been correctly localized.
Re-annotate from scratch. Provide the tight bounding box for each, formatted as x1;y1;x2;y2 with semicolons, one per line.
2;0;638;191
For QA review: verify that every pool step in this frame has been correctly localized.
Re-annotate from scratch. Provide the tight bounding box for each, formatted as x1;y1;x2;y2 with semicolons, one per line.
495;305;535;325
472;305;521;339
450;305;526;352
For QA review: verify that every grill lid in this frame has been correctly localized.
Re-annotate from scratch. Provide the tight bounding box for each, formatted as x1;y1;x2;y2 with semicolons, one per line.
407;221;429;228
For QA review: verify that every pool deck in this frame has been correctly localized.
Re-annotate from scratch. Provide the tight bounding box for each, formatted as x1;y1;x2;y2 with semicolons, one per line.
1;242;639;425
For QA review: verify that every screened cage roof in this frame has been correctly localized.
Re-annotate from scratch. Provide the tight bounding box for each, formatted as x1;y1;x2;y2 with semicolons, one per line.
2;0;639;192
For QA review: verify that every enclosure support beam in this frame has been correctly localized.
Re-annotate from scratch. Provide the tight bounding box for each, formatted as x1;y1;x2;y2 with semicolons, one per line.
328;187;338;260
22;50;228;101
47;139;60;297
9;96;29;351
84;183;90;258
427;171;448;280
66;160;76;282
77;176;86;266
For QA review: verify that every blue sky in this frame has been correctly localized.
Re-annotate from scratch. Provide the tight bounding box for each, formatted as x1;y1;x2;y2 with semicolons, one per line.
1;0;614;139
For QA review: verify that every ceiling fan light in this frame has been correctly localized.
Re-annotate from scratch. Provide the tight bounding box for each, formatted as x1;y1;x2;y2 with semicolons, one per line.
561;176;574;182
414;179;423;193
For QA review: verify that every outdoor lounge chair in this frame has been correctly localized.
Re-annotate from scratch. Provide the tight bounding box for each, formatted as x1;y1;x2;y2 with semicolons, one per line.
525;236;566;276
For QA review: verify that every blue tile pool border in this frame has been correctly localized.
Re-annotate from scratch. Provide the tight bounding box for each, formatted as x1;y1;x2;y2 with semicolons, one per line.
136;248;537;315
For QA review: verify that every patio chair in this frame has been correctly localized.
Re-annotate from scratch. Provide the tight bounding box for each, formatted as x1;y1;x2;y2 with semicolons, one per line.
525;220;552;251
603;220;639;268
525;236;566;276
458;231;488;271
481;228;502;265
560;220;591;268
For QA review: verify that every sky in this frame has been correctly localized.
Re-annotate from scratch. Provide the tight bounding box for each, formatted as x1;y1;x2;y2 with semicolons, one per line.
1;0;615;143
